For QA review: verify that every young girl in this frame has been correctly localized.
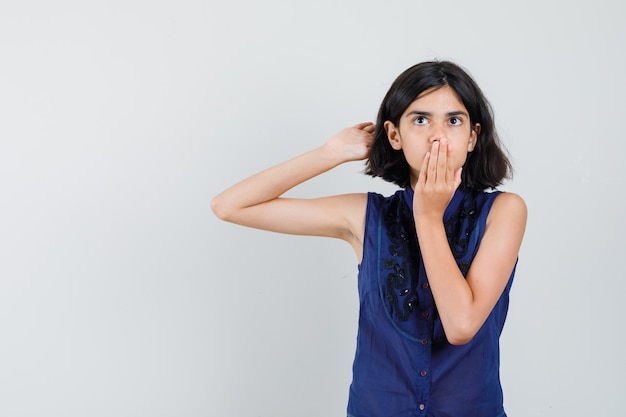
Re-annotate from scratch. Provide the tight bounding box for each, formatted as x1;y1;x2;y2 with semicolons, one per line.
211;60;527;417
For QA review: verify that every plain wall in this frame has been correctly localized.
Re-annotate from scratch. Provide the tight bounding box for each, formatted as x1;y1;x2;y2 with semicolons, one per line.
1;0;625;416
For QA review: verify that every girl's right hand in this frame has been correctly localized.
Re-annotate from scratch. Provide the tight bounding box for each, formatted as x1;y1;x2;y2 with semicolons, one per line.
323;122;376;163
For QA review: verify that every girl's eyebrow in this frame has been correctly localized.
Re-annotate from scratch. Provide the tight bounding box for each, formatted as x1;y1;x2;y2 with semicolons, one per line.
405;110;469;118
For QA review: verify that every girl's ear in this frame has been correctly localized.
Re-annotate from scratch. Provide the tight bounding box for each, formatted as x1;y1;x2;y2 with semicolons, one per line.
384;121;402;150
468;123;480;152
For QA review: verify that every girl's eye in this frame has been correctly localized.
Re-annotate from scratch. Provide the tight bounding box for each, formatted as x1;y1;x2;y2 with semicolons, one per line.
413;116;428;125
449;117;462;126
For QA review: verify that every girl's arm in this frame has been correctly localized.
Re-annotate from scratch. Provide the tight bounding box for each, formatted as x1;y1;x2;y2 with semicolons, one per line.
211;122;375;258
413;140;527;345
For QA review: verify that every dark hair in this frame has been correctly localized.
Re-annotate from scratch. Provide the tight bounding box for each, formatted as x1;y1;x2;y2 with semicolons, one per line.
365;60;512;191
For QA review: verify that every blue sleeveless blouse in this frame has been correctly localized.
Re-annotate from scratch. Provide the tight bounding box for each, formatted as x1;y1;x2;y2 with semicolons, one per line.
347;187;515;417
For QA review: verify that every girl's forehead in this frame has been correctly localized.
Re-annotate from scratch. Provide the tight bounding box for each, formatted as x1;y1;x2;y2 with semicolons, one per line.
406;86;467;112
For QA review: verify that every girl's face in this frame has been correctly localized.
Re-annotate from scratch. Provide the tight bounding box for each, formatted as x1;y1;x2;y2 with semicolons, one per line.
384;85;479;187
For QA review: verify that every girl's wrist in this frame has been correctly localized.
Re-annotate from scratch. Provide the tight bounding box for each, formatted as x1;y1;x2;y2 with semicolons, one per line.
318;142;350;166
414;213;446;230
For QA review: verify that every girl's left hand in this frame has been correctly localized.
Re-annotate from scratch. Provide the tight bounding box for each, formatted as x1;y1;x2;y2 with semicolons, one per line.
413;139;462;221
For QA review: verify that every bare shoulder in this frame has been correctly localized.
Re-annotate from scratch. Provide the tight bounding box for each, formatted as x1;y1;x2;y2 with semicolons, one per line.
487;191;527;235
468;191;527;289
492;192;527;218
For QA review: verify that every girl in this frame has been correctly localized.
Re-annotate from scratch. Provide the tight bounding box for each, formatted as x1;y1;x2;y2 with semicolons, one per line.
211;60;527;417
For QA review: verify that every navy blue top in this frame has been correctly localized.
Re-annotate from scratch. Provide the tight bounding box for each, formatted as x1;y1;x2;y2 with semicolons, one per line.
347;187;515;417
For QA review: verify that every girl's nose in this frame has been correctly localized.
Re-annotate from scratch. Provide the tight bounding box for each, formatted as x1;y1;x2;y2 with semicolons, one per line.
429;124;447;143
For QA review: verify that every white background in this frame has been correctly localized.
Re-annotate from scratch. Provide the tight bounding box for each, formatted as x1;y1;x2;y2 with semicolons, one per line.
1;0;625;416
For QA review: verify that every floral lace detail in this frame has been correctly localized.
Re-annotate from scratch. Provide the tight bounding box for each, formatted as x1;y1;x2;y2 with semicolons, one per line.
381;190;482;324
382;195;420;322
443;191;480;275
